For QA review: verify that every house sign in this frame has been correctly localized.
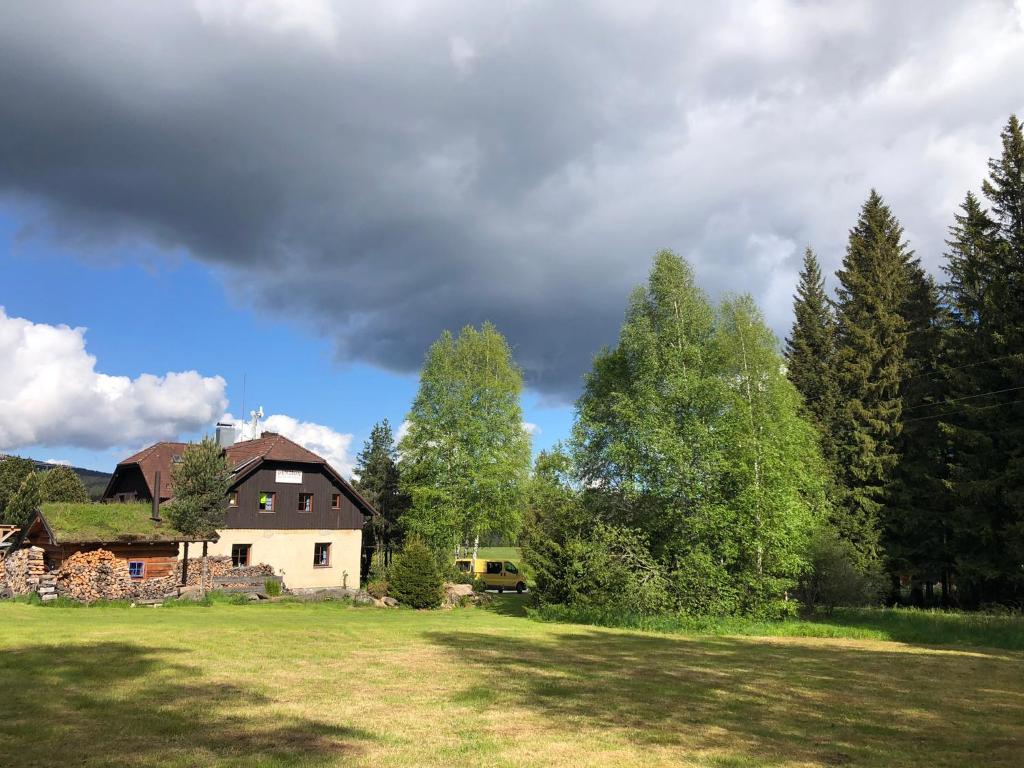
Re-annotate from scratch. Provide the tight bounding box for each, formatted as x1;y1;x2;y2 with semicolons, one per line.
275;470;303;484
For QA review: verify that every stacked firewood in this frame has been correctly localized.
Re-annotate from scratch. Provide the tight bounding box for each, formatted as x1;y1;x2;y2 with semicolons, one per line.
177;556;275;587
1;546;46;597
55;550;134;602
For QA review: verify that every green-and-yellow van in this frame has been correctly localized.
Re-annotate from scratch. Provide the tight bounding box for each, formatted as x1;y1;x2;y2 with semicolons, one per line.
454;558;527;593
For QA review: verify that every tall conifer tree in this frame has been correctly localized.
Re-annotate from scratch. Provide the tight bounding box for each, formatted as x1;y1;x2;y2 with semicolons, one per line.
785;248;839;468
886;265;948;601
354;419;408;569
941;117;1024;605
832;191;914;564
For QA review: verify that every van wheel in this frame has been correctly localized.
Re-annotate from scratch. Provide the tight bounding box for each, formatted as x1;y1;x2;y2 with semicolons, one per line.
497;587;504;594
516;582;526;594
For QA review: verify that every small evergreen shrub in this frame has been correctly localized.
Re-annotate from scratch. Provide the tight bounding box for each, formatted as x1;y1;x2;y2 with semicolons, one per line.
388;538;443;609
366;579;389;599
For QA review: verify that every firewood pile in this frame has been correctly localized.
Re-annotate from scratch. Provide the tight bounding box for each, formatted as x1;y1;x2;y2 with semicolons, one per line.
1;548;280;603
177;556;275;589
55;550;135;602
1;546;46;597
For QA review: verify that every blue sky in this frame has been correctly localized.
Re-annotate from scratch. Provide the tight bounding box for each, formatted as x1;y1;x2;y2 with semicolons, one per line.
0;210;574;472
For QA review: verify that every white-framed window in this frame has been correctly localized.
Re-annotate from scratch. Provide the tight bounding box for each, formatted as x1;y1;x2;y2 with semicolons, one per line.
128;561;145;579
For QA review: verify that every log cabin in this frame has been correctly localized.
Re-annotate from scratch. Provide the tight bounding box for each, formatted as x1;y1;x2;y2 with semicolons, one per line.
102;430;375;590
20;502;201;580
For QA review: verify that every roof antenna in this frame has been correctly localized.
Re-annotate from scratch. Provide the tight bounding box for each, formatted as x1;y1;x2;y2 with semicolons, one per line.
249;406;264;437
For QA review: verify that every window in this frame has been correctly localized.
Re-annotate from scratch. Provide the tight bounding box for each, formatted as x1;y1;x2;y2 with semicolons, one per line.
504;562;519;574
313;542;331;567
228;491;238;507
297;493;314;513
455;560;471;573
331;493;341;509
231;544;251;567
258;492;275;512
128;561;145;579
485;561;502;575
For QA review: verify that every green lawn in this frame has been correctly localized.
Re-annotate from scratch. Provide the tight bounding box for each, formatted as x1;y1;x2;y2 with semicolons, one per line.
475;546;522;562
0;598;1021;767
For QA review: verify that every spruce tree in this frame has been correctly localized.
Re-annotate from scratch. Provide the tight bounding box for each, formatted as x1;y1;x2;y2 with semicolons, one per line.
885;266;949;602
832;191;914;565
353;419;408;569
785;248;840;468
940;193;1002;605
941;116;1024;605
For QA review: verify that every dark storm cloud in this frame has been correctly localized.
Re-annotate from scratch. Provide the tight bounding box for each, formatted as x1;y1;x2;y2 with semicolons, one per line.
2;1;1023;398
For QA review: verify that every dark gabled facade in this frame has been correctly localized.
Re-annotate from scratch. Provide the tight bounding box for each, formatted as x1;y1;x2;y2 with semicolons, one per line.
103;431;375;531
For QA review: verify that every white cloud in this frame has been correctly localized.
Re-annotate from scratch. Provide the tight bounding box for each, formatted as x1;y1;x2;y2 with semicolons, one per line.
449;35;477;76
0;308;227;451
224;411;355;477
522;421;540;436
193;0;338;45
395;419;411;443
43;459;71;466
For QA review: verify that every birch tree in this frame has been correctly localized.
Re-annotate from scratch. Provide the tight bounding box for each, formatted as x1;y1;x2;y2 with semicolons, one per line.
399;323;531;563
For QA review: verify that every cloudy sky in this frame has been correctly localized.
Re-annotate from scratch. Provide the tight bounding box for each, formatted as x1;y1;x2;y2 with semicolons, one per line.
2;0;1023;472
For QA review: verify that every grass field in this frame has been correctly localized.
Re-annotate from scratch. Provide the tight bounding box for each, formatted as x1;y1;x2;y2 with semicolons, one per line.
474;546;522;562
0;598;1021;768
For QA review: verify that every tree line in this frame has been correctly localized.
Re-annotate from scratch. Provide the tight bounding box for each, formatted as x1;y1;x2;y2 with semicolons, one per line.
356;114;1022;615
786;115;1024;608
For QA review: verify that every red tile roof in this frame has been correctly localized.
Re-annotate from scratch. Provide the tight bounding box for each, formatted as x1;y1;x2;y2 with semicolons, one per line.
108;432;376;515
116;442;188;500
224;432;325;469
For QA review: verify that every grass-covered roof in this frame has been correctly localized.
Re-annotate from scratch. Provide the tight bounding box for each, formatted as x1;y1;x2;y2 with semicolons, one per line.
39;502;206;544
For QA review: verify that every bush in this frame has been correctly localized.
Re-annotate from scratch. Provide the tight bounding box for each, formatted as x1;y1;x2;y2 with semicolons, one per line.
669;548;743;617
264;579;282;597
797;528;884;613
561;524;670;615
366;579;389;599
388;538;443;609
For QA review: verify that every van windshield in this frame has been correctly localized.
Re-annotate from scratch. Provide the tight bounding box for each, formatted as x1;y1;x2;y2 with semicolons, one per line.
504;562;518;574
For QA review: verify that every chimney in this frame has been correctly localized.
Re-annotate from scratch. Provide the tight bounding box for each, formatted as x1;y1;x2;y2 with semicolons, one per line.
151;470;162;523
215;422;238;448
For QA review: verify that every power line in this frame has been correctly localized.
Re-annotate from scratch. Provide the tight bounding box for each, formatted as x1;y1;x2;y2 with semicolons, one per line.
902;352;1021;385
905;397;1024;428
903;384;1024;412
